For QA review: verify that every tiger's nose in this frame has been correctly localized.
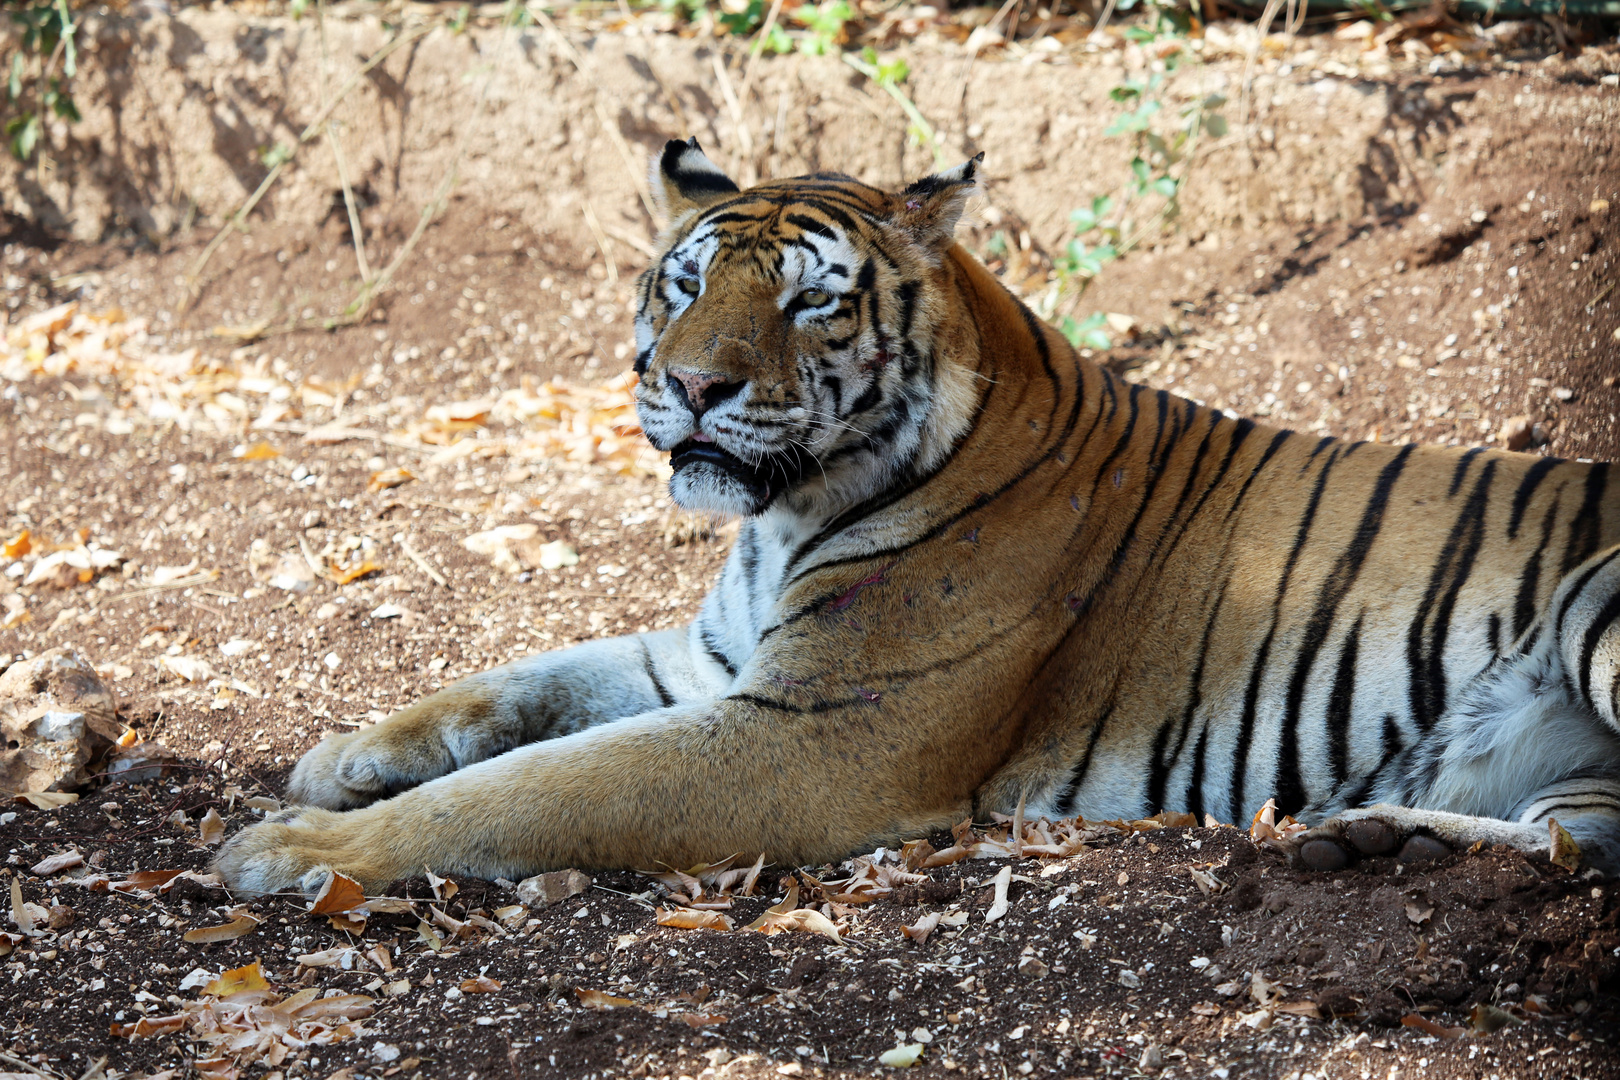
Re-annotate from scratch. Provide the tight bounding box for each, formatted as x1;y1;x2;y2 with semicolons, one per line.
669;369;746;417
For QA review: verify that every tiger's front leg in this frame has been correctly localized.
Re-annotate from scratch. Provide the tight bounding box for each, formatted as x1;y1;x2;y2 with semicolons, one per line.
214;695;974;895
284;629;711;809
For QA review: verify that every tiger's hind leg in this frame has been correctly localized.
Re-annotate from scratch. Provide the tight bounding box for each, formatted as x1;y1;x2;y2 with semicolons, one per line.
1297;546;1620;875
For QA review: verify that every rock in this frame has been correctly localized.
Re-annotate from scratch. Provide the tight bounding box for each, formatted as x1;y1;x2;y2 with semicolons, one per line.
515;869;592;907
105;740;177;785
0;647;122;793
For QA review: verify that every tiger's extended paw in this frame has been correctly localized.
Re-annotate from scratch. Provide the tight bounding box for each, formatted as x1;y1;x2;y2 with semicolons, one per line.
1293;804;1542;873
285;683;511;809
212;807;399;896
285;721;457;810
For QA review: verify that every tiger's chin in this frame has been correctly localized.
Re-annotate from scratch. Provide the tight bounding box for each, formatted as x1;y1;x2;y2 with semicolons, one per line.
668;439;813;518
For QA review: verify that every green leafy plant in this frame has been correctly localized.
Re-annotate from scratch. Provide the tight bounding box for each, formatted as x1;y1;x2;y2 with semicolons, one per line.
4;0;81;162
717;0;792;51
1041;0;1228;350
792;0;852;55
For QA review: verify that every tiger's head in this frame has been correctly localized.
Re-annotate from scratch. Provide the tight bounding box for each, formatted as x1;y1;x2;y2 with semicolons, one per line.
633;139;984;518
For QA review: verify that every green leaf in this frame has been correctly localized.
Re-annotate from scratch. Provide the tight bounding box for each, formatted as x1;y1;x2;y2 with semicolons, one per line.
8;111;40;161
1206;114;1228;138
51;91;79;122
1152;176;1178;198
1059;311;1113;351
8;54;23;101
1092;195;1114;218
260;142;293;169
1069;208;1097;232
1131;157;1150;184
1123;25;1154;41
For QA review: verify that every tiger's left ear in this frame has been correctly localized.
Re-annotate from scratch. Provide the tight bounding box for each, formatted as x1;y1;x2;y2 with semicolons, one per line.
651;137;741;222
892;153;984;249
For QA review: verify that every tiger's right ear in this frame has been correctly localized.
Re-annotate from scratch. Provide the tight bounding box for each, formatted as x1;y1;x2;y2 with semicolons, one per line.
651;138;740;221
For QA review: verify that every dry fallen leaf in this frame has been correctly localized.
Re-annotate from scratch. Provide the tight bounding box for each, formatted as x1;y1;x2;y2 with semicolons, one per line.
10;875;34;934
30;849;84;876
879;1043;924;1068
12;791;79;809
985;865;1012;922
309;871;367;915
1405;903;1434;925
656;907;736;931
109;1014;188;1039
367;467;414;492
2;530;30;559
901;911;941;945
204;961;271;998
113;869;183;894
1549;818;1581;871
683;1012;728;1028
197;807;226;846
236;441;281;461
575;988;636;1010
296;947;354;968
182;913;261;943
460;975;503;994
1401;1013;1466;1039
1017;956;1050;978
1249;798;1308;848
328;558;382;585
328;912;367;934
425;867;458;903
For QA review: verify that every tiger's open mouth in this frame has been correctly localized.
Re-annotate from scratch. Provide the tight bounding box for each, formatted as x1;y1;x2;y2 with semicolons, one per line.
669;438;815;510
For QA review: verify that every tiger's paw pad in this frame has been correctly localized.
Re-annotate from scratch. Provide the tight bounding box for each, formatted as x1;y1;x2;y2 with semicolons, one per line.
1295;812;1453;872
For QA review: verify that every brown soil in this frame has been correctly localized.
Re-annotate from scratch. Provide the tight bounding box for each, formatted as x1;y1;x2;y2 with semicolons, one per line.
3;9;1620;1080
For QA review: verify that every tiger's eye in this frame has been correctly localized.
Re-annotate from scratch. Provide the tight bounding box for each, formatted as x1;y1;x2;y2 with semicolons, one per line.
677;278;701;296
800;289;830;308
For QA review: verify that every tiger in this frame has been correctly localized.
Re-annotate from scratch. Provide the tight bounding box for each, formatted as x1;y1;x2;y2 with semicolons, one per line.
215;138;1620;895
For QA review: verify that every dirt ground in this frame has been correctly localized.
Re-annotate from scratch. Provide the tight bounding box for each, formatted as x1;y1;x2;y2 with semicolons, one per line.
3;7;1620;1079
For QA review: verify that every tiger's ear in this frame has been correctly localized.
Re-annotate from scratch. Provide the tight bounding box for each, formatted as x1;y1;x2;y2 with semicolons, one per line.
651;137;740;221
892;153;984;249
